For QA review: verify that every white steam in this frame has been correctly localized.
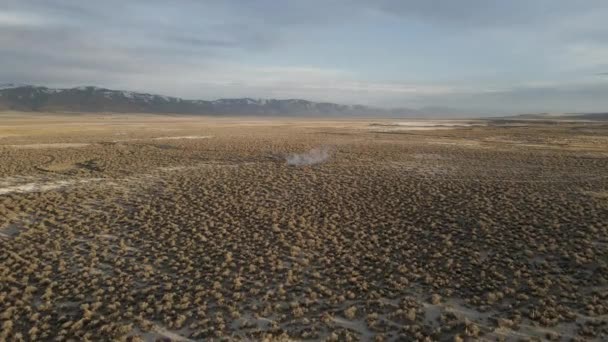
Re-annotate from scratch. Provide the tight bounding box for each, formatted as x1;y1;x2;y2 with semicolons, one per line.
286;147;333;166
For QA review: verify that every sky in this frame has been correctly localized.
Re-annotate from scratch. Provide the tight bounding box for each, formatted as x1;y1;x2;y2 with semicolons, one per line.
1;0;608;115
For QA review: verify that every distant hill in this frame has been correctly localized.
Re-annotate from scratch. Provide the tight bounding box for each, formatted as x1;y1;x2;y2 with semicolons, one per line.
560;113;608;120
0;84;415;117
503;112;608;121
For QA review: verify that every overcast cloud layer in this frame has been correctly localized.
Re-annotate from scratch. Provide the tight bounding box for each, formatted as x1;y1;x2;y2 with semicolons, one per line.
2;0;608;115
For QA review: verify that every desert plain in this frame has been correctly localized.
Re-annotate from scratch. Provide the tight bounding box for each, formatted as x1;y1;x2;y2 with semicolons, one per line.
0;113;607;341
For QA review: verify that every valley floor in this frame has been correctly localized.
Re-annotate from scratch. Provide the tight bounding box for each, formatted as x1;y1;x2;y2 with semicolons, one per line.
1;113;607;341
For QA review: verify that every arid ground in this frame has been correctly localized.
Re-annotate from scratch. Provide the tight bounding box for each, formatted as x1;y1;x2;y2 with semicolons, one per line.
0;113;607;341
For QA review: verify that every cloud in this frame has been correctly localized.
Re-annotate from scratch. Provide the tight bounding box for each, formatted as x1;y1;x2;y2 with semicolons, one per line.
560;44;608;69
0;10;51;27
359;0;607;28
1;1;608;114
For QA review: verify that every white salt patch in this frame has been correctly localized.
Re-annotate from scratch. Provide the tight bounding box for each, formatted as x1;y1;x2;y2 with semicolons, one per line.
0;176;36;187
0;179;102;195
136;319;195;342
157;166;189;171
413;153;445;160
148;325;194;342
112;135;212;142
370;120;486;131
332;317;374;339
156;162;253;172
152;135;213;140
430;141;480;146
383;127;456;131
391;121;481;127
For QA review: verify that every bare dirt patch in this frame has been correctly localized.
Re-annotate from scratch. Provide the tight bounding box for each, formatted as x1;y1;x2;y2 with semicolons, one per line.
4;143;90;149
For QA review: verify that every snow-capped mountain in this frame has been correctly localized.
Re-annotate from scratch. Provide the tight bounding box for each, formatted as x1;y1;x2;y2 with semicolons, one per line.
0;83;30;90
0;84;407;116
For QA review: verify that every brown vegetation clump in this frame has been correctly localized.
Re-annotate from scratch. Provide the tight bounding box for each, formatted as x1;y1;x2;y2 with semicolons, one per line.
344;306;358;320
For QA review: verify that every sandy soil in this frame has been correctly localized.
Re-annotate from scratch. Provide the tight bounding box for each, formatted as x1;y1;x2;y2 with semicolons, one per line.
0;113;607;341
5;143;91;149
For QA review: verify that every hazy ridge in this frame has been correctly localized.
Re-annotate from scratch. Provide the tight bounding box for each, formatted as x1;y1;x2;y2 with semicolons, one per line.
0;84;414;117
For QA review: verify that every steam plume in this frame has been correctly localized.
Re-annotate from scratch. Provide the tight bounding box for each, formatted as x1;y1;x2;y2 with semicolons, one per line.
286;146;333;166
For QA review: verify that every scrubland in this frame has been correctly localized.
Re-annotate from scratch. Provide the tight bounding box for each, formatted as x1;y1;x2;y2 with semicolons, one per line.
0;114;607;341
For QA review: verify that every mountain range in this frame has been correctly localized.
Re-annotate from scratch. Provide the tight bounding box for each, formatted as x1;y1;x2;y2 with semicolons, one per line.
0;84;411;116
2;84;606;119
